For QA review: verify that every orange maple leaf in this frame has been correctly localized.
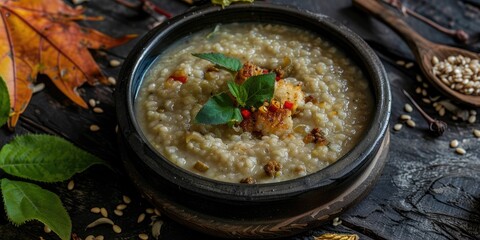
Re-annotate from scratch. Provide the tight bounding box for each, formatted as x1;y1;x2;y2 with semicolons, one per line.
0;0;136;129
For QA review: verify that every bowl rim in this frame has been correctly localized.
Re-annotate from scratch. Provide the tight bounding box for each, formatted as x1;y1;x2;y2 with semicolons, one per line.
116;2;391;202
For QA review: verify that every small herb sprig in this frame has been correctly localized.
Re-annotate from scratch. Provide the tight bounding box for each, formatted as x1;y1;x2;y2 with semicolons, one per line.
0;77;106;240
193;53;275;125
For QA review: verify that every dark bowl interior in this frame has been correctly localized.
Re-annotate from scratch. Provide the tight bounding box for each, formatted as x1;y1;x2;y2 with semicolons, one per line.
116;2;391;207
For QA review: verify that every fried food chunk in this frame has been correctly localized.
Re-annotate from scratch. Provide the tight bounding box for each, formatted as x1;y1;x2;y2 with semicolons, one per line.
264;160;282;177
235;62;265;84
303;128;328;146
274;80;305;113
254;108;293;136
240;177;257;184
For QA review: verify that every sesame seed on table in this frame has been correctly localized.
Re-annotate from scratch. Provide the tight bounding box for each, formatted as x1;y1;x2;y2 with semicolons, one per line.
0;0;479;239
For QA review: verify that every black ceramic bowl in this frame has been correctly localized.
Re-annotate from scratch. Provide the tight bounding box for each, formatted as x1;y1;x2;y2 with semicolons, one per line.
116;2;391;238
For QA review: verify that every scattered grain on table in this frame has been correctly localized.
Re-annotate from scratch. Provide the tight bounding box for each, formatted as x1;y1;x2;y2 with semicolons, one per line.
450;139;459;148
151;220;163;239
154;208;161;216
95;235;104;240
43;225;51;233
67;180;75;190
91;207;101;214
146;208;154;214
393;123;403;131
89;99;96;107
138;233;149;240
416;75;422;82
406;119;416;127
400;114;411;120
108;76;117;85
473;129;480;138
123;195;131;204
137;213;146;223
85;235;95;240
114;209;123;216
468;115;476;123
110;59;121;67
456;147;466;155
93;107;104;113
113;225;122;234
100;207;108;217
404;103;413;112
396;60;405;66
90;124;100;132
405;62;414;69
117;204;127;210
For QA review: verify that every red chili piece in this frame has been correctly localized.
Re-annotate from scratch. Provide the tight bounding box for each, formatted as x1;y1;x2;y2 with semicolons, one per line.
275;76;281;81
241;109;251;119
262;69;269;74
268;104;279;112
170;75;187;83
283;101;294;110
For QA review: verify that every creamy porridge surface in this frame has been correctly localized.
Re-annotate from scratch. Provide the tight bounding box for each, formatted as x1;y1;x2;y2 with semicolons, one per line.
136;23;373;183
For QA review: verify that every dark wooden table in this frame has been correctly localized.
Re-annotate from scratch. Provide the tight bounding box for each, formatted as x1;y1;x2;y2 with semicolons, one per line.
1;0;479;239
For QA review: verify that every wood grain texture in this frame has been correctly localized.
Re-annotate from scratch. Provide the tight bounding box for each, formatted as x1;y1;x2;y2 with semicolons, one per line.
0;0;479;239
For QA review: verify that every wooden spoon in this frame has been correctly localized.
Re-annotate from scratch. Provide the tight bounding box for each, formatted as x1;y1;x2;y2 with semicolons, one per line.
354;0;480;107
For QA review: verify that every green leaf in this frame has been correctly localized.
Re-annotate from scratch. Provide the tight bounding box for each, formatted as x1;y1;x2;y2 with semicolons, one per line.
0;76;10;127
243;73;276;107
1;179;71;240
192;53;242;72
195;92;243;125
227;80;247;106
211;0;254;7
0;134;105;182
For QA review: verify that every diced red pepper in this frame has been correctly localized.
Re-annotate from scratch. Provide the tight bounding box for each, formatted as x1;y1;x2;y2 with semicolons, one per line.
262;69;269;74
275;76;281;81
170;75;187;83
268;104;279;112
241;109;251;119
283;101;294;110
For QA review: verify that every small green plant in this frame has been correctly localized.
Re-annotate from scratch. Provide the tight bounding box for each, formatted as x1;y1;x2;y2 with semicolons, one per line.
0;76;105;240
193;53;275;126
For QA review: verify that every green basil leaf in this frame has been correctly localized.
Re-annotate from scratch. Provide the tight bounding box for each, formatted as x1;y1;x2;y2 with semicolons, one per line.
0;134;105;182
231;107;243;123
0;76;10;127
1;179;71;240
243;73;276;107
192;53;242;72
227;80;247;106
211;0;254;7
195;92;242;125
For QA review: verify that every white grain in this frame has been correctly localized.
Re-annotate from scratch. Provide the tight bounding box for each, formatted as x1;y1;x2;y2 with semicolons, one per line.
93;107;104;113
123;195;132;204
114;209;123;216
393;123;403;131
108;76;117;85
406;119;416;127
67;180;74;190
91;207;101;214
455;147;466;155
110;59;121;67
404;103;413;113
90;124;100;132
400;114;411;120
138;233;149;240
116;204;127;210
450;139;459;148
100;207;108;218
89;99;96;107
137;213;146;223
473;129;480;138
113;225;122;234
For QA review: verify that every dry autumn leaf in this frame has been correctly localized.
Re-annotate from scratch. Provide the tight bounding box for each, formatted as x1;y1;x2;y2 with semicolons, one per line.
0;0;136;129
